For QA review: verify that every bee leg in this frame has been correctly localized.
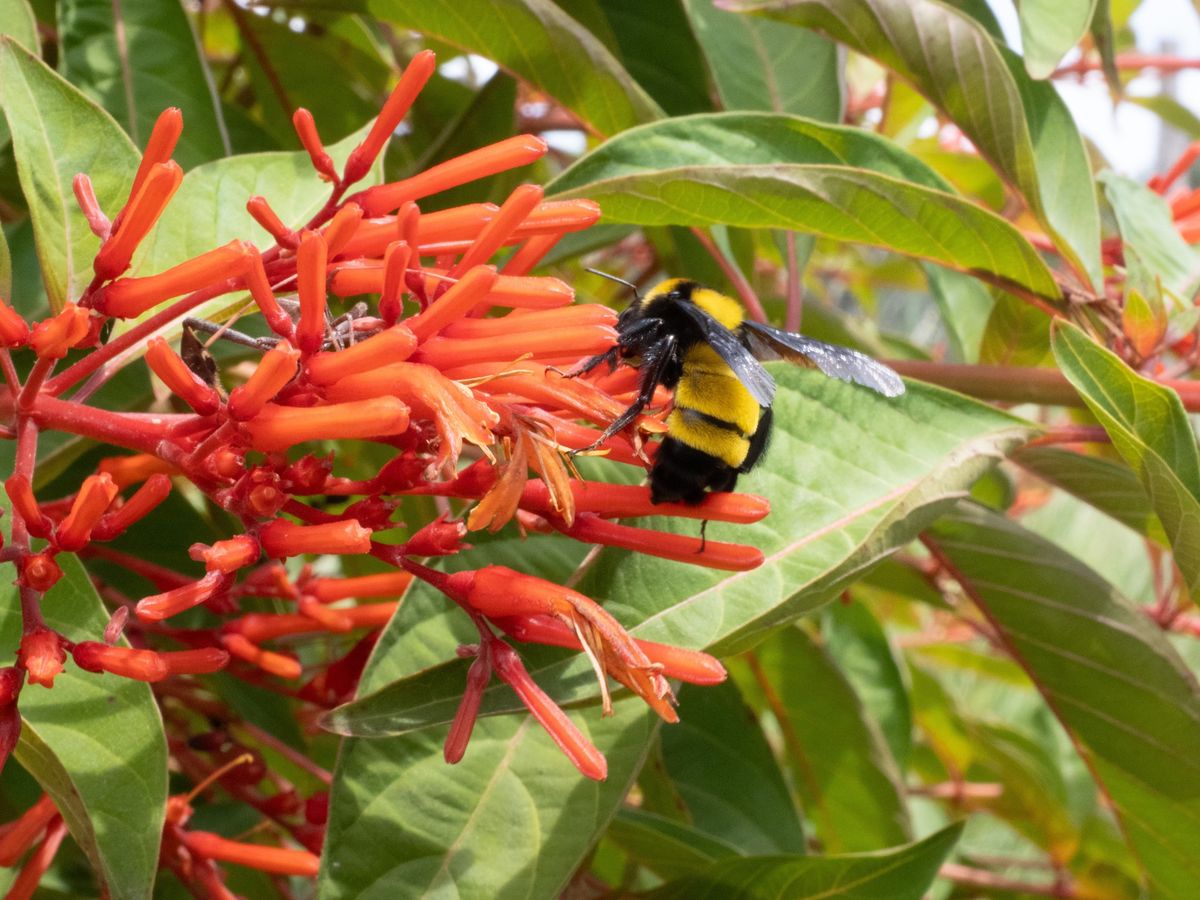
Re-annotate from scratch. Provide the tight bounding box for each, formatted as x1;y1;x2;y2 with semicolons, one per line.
566;345;620;379
182;317;278;352
698;519;708;554
571;333;676;455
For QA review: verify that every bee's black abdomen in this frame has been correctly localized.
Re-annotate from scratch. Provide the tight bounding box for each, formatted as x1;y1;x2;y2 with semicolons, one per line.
650;437;740;505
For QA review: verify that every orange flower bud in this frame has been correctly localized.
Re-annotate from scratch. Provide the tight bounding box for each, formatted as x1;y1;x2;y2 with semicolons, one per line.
160;647;230;676
92;473;173;541
501;232;562;276
243;249;295;338
379;241;412;324
5;475;53;539
228;340;300;420
322;202;363;258
29;304;91;359
343;49;437;185
99;240;248;318
145;337;221;415
0;299;29;348
491;641;607;781
136;570;227;621
246;195;298;248
359;135;548;217
296;230;328;355
55;473;119;551
190;534;260;573
242;397;410;451
406;265;498;341
564;514;764;572
259;518;371;558
180;830;320;877
97;453;178;488
442;303;615;339
445;654;490;764
292;108;337;182
306;571;412;603
19;629;66;688
19;552;62;593
94;161;184;281
450;184;544;278
220;633;302;679
296;595;353;632
129;107;184;200
416;324;615;370
485;275;575;310
72;642;169;682
73;173;111;238
305;326;417;386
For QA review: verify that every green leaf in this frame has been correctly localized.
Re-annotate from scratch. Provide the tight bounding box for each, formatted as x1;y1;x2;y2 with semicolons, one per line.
682;0;841;120
979;292;1050;366
822;601;912;768
927;504;1200;897
0;0;37;54
726;0;1102;290
1017;0;1098;78
365;0;663;135
607;807;741;879
0;556;166;900
549;112;1059;300
644;822;964;900
0;225;11;300
1101;171;1200;297
58;0;228;168
660;682;806;855
0;37;138;310
600;0;713;116
1013;445;1167;543
326;369;1033;739
751;627;910;852
924;264;993;363
1051;320;1200;592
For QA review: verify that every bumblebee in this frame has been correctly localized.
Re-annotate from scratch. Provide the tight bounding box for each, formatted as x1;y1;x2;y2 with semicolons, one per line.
573;276;905;504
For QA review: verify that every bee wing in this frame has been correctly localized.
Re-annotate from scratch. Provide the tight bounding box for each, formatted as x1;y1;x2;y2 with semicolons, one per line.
677;302;776;406
741;321;906;398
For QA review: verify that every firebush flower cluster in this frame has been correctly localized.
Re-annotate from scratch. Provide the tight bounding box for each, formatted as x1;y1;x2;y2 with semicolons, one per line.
0;51;768;889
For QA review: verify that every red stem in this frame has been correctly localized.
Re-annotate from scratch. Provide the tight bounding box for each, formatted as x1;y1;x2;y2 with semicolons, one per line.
30;395;188;454
1053;52;1200;77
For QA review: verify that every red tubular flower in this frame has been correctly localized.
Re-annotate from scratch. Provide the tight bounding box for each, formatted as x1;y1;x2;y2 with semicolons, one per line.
18;553;63;593
99;240;248;318
343;49;438;184
128;107;184;201
144;337;221;416
5;475;53;539
73;174;111;238
161;647;231;676
93;161;184;281
307;571;412;602
72;642;169;681
180;830;320;877
322;202;363;257
296;230;329;355
98;453;178;488
406;265;499;341
563;514;764;572
246;195;298;248
0;300;29;348
0;795;58;867
296;595;354;632
260;518;372;558
449;183;544;278
190;535;261;573
305;325;417;386
7;817;67;900
404;517;468;557
0;668;22;706
29;304;91;359
379;240;413;324
445;654;490;764
243;397;410;451
226;602;396;643
359;135;548;217
220;633;302;679
55;473;120;551
228;340;301;420
0;704;18;782
416;324;616;370
243;249;295;338
292;108;338;182
19;630;66;688
136;570;228;621
92;473;173;541
502;232;562;276
491;640;607;781
442;303;616;338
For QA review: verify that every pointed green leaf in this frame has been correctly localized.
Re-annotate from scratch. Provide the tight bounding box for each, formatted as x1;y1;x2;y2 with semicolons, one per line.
1018;0;1098;79
927;504;1200;897
724;0;1102;290
0;38;137;310
1051;320;1200;591
751;627;910;852
607;807;741;879
0;557;166;900
365;0;663;135
1101;171;1200;298
0;0;37;53
58;0;228;168
549;112;1059;300
599;0;713;116
644;822;964;900
682;0;841;120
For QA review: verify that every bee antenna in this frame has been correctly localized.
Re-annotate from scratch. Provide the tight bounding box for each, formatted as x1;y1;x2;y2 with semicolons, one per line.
586;267;641;300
